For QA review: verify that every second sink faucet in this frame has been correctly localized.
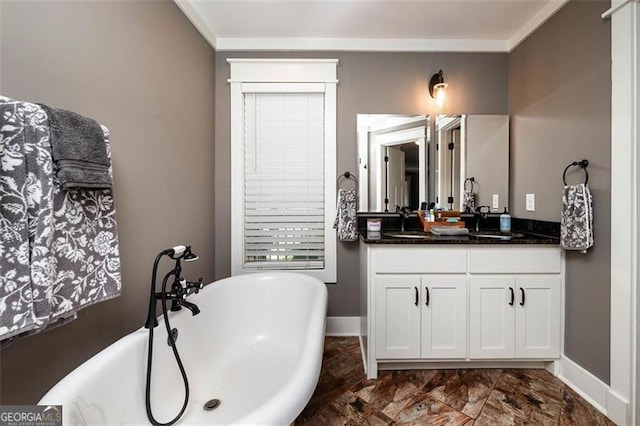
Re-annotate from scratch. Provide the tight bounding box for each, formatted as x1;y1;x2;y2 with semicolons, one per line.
474;205;491;232
396;205;411;231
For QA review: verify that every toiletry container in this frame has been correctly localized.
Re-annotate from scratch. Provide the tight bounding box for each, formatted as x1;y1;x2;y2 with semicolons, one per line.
500;208;511;233
367;219;382;232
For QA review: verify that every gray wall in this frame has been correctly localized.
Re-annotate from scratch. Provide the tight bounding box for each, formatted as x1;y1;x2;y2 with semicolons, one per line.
509;0;611;383
0;0;216;403
215;51;508;316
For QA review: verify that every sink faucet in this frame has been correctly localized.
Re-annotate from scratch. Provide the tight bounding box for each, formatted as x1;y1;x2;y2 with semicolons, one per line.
145;245;204;329
396;205;411;232
474;205;491;232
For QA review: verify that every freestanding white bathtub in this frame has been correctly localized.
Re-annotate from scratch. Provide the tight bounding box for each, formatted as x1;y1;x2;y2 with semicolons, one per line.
39;272;328;425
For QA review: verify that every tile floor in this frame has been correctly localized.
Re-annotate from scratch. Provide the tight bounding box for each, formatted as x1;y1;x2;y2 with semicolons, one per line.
295;337;614;425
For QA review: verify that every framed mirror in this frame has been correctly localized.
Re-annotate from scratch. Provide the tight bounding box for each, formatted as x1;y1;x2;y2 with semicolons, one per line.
357;114;509;213
435;115;509;213
357;115;429;212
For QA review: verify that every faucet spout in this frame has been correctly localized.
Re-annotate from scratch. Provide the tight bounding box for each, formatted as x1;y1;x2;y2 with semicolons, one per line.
180;301;200;316
396;206;411;231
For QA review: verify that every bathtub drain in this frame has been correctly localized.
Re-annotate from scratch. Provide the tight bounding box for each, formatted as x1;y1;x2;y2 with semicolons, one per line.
204;399;221;411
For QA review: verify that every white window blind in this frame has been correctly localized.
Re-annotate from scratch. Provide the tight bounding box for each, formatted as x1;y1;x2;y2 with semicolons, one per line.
242;92;326;270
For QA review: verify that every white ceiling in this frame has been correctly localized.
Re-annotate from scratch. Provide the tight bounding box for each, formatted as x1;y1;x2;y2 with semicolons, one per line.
175;0;569;52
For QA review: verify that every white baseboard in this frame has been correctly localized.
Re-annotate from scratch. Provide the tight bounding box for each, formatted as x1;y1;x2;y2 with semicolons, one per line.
358;335;368;376
557;355;611;419
325;316;360;336
605;389;630;426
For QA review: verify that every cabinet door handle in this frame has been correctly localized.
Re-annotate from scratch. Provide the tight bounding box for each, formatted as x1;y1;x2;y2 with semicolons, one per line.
520;287;525;306
414;287;419;306
425;286;430;306
509;287;515;306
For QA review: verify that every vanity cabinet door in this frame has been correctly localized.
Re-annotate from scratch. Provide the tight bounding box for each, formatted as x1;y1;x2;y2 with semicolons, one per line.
421;275;467;359
374;275;421;359
515;275;561;359
469;276;516;359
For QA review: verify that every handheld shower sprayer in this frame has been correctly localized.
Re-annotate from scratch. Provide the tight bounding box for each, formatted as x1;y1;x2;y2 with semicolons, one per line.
168;245;187;257
164;245;199;261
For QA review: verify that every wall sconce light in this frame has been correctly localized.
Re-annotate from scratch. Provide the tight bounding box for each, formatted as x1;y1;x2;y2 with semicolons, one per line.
429;69;448;109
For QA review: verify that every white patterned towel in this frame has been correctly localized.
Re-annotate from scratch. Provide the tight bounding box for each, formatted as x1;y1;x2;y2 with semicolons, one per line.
560;183;593;252
0;96;121;342
462;190;475;213
333;189;358;242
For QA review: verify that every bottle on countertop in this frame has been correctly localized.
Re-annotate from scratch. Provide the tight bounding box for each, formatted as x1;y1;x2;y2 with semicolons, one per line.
500;207;511;233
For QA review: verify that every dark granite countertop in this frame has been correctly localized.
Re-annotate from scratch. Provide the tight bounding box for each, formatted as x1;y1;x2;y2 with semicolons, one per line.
359;229;559;245
357;213;560;245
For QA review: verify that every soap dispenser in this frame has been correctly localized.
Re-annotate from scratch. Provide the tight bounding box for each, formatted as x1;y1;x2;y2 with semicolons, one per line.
500;208;511;233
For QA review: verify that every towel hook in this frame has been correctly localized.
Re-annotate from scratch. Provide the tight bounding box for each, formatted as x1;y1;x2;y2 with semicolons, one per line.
562;159;589;185
337;171;358;191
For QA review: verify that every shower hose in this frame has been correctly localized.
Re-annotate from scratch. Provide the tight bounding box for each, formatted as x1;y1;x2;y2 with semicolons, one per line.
145;256;190;426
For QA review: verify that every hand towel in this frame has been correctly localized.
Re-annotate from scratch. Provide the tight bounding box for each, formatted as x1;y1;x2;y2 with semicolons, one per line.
430;226;469;236
462;190;475;213
38;104;112;190
560;183;593;252
333;188;358;242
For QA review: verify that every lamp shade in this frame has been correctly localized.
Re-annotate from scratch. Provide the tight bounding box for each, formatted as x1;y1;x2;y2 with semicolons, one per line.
429;70;448;108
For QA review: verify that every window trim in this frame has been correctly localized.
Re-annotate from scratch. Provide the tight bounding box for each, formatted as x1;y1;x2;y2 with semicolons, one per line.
229;59;338;282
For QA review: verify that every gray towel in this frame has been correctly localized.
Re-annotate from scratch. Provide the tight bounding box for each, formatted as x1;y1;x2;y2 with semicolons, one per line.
560;183;593;252
430;226;469;236
39;104;112;190
333;189;358;242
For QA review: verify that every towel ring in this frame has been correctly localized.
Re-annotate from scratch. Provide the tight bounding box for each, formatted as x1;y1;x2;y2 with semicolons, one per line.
562;160;589;185
337;171;358;191
464;177;475;192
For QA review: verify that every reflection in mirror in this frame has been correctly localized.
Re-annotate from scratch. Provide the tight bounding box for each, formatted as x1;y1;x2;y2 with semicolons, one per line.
436;115;462;211
435;114;509;213
357;115;429;212
358;114;510;213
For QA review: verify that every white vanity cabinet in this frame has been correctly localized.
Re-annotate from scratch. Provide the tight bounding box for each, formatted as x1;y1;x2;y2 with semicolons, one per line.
467;247;562;360
361;243;563;379
374;275;421;359
469;275;561;359
374;274;467;359
420;275;467;359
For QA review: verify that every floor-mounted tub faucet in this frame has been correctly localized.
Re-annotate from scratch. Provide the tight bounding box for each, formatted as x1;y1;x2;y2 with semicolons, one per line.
144;245;203;426
144;245;203;329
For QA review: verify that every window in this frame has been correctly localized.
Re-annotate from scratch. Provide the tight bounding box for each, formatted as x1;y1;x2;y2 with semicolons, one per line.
229;59;337;282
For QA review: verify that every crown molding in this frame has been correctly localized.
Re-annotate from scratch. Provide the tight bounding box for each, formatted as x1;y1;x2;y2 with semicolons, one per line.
216;37;508;52
174;0;218;49
507;0;569;51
